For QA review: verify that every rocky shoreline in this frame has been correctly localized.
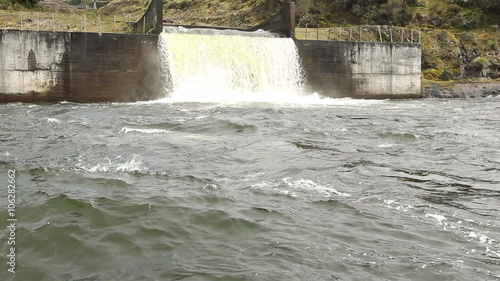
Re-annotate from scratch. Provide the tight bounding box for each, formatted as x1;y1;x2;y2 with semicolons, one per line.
423;82;500;98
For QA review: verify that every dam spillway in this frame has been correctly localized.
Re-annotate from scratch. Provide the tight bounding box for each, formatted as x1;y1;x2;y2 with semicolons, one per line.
158;28;305;102
0;2;422;103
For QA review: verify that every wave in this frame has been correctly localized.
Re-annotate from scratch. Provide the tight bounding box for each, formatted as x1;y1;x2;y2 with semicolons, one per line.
118;127;176;135
137;92;388;107
44;117;63;124
77;155;148;174
251;178;351;198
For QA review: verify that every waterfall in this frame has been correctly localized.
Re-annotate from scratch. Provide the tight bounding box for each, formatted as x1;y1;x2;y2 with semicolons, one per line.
158;27;305;102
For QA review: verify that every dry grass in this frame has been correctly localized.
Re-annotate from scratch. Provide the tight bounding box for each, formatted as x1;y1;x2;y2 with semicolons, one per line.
295;26;422;43
0;9;130;33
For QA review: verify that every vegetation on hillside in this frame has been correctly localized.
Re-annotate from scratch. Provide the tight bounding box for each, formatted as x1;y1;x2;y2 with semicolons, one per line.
0;0;38;9
295;0;499;28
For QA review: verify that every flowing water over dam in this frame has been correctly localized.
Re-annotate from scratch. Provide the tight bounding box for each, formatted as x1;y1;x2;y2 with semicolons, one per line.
159;28;305;102
0;28;499;281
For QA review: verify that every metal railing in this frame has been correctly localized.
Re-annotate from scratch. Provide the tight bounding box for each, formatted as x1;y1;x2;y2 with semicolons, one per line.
0;10;133;33
296;25;421;43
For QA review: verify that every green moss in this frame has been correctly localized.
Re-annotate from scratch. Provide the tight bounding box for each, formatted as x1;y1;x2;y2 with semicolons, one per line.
423;69;441;80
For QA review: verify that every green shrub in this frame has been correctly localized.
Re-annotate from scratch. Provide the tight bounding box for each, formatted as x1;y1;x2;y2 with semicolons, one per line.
472;57;490;69
369;0;414;26
13;0;38;8
439;69;454;81
0;0;37;9
298;13;320;28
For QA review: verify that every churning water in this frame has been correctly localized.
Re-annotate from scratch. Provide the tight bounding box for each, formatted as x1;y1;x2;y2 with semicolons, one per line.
1;98;499;281
0;29;499;281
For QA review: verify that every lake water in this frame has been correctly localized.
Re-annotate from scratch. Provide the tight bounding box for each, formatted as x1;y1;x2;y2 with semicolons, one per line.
1;97;499;280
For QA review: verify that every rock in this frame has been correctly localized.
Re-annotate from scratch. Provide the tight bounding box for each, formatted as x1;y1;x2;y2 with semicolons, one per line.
423;82;500;98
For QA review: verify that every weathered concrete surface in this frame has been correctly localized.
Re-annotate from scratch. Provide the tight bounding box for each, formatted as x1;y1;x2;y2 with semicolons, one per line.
132;0;163;34
423;82;500;98
0;31;67;98
249;2;296;38
295;40;422;98
0;30;164;103
163;3;296;38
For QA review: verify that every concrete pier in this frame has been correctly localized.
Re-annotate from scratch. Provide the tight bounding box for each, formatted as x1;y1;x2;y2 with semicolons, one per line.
0;30;163;103
296;40;422;98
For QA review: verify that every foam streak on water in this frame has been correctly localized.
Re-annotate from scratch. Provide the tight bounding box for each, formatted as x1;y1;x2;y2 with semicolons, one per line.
158;28;305;103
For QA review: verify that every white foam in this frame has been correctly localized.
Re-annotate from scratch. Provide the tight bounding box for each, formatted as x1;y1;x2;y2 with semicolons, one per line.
119;127;174;135
116;156;147;173
378;143;398;148
486;247;500;258
87;163;110;173
78;155;148;174
250;178;351;198
425;213;448;223
283;178;351;197
144;94;388;107
45;117;62;124
383;199;414;212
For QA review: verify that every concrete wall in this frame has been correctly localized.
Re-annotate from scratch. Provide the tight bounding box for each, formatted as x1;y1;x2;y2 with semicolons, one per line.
132;0;163;34
0;30;164;103
249;3;295;38
164;2;296;38
295;40;422;98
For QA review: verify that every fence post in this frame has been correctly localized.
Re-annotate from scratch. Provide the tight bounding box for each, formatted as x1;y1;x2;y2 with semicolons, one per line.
128;14;131;33
327;28;330;40
419;29;421;43
359;25;362;41
390;27;393;43
99;15;102;35
411;28;414;43
52;13;55;32
349;27;352;41
316;27;319;40
143;17;145;33
401;28;404;43
84;14;87;32
378;26;382;42
37;12;39;31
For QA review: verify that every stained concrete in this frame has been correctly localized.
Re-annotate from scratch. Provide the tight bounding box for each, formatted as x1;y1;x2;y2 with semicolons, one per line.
0;30;164;103
296;40;422;98
163;2;296;38
132;0;163;34
249;3;296;38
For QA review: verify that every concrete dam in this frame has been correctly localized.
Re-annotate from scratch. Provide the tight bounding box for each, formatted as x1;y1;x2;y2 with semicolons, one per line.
0;2;422;103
